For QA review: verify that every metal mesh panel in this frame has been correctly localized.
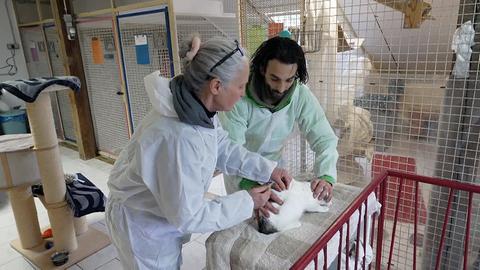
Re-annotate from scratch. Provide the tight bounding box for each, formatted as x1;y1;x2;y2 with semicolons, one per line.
204;16;239;40
39;0;53;20
282;127;316;180
20;26;69;140
114;0;153;7
238;0;474;181
372;180;480;270
43;25;77;142
44;25;65;76
13;0;39;24
78;20;130;155
72;0;111;14
239;0;480;269
56;91;76;141
118;11;172;130
44;25;67;140
223;0;238;14
176;15;237;45
20;26;50;78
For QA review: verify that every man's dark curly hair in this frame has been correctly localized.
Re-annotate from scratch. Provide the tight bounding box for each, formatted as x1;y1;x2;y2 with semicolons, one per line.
250;37;309;84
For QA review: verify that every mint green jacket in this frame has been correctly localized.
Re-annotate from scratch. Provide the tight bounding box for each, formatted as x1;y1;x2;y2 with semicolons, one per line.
219;82;338;193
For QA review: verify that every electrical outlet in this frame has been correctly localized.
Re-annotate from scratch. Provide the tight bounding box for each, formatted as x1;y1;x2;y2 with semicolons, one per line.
6;43;20;50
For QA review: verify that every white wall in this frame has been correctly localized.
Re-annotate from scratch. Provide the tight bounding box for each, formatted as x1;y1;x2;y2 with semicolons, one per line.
0;0;29;108
0;0;28;82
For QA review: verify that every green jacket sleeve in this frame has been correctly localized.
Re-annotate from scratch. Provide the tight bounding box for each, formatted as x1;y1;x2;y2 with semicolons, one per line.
296;85;339;184
218;100;248;146
219;101;259;190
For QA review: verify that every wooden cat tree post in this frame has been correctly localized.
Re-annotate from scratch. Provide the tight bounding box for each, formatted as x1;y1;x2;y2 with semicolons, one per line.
26;92;78;251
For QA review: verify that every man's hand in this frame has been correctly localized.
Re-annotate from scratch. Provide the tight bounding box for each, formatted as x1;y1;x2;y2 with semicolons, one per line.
270;167;292;191
311;179;333;202
258;192;284;218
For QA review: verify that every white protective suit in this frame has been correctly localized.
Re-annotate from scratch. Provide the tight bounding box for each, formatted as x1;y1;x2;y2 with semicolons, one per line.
105;71;277;270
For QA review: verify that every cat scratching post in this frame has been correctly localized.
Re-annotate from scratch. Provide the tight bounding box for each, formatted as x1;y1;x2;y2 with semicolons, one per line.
0;82;110;269
27;93;78;251
0;134;42;249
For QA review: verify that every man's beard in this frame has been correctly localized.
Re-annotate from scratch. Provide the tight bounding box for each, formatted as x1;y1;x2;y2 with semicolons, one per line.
262;84;287;105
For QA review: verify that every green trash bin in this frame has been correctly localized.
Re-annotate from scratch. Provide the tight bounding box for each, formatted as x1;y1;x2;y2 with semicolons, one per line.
0;109;28;134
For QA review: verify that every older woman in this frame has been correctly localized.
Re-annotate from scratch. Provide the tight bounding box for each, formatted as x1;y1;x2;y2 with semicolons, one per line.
105;36;291;269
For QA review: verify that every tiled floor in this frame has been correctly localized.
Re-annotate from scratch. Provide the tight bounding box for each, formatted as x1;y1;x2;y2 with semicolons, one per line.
0;146;226;270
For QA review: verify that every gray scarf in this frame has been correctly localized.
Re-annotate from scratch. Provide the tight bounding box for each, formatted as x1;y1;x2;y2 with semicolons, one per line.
170;75;215;129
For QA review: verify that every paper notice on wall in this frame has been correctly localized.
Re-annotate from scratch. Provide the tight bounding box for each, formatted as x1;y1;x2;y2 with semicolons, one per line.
135;34;150;65
91;37;104;64
30;41;39;62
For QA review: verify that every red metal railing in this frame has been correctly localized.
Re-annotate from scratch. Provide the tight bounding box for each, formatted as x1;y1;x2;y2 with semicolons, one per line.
291;170;480;270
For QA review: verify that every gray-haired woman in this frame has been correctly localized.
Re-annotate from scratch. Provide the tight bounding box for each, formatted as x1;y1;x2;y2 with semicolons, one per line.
105;36;292;269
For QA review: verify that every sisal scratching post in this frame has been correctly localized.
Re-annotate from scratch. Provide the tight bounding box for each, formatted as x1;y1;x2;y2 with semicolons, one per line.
0;134;43;249
26;93;77;252
8;187;43;249
73;216;88;236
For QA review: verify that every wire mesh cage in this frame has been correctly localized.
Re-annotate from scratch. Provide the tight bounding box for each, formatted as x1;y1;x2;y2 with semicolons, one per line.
238;0;478;183
19;25;67;140
117;8;173;130
291;171;480;270
38;0;53;20
13;0;39;24
44;24;71;141
77;16;130;155
20;26;51;78
369;172;480;270
176;15;239;44
71;0;111;15
238;0;480;269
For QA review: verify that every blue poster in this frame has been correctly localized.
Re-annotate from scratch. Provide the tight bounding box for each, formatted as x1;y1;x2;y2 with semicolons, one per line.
135;35;150;65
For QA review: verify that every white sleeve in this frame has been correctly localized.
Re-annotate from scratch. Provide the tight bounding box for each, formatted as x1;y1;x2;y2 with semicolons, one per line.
138;133;254;234
215;121;277;183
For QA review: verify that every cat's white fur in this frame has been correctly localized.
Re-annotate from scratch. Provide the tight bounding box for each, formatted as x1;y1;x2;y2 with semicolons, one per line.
264;178;331;232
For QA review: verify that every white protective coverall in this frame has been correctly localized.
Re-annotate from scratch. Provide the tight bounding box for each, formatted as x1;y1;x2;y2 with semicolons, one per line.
105;71;277;270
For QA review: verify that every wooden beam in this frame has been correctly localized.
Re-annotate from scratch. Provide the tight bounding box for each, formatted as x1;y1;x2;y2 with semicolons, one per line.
18;21;43;27
50;0;97;160
113;0;168;12
337;25;352;52
374;0;432;28
374;0;406;13
76;9;113;18
403;0;426;28
35;0;43;20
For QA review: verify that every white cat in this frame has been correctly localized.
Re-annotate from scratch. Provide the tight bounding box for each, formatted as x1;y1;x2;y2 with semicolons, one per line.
258;178;331;234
